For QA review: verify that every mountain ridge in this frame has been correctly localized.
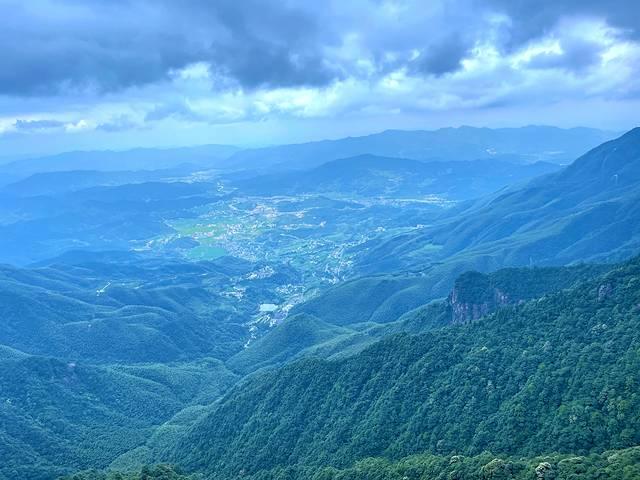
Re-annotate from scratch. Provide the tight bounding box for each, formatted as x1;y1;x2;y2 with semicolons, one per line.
355;127;640;295
232;154;561;200
224;125;617;172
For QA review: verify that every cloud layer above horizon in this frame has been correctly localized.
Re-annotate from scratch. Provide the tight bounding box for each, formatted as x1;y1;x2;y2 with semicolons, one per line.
1;0;639;153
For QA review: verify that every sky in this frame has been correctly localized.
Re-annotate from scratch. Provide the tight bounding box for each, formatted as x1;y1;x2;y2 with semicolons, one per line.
0;0;639;156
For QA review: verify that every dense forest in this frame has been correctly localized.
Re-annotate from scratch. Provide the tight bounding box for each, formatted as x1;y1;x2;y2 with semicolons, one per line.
59;465;196;480
2;249;638;479
204;449;640;480
61;447;640;480
169;256;640;478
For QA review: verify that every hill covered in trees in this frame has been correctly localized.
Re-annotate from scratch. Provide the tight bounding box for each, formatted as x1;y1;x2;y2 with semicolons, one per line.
170;255;640;478
0;255;270;363
228;262;610;373
1;253;621;479
0;354;236;480
356;127;640;295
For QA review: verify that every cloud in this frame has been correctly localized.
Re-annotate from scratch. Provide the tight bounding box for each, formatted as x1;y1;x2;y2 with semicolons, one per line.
13;119;66;131
0;0;338;96
0;0;636;98
411;37;473;76
96;116;141;133
527;39;601;72
483;0;640;47
144;101;208;123
0;1;197;96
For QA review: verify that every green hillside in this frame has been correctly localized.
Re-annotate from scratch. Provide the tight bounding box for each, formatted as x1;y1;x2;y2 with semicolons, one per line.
227;313;353;374
0;355;236;480
172;255;640;478
0;258;255;363
58;465;196;480
187;447;640;480
357;128;640;295
227;262;610;373
0;253;304;364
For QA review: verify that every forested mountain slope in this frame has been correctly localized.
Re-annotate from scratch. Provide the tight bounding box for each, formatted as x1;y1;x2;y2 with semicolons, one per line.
173;255;640;478
0;254;290;363
224;447;640;480
357;127;640;295
59;465;196;480
226;262;610;373
0;355;236;480
1;259;604;480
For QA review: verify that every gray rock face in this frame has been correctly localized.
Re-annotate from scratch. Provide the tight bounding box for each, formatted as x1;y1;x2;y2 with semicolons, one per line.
447;272;512;324
598;282;613;301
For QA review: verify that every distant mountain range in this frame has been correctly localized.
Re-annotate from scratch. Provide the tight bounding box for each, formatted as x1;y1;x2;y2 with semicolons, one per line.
2;168;192;197
0;181;218;265
224;126;617;171
0;144;239;182
0;126;616;185
232;154;561;200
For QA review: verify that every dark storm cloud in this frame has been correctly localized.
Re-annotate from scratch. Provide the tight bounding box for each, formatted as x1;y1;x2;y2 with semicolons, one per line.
0;1;201;96
411;37;472;76
0;0;336;96
0;0;637;98
199;1;339;88
483;0;640;46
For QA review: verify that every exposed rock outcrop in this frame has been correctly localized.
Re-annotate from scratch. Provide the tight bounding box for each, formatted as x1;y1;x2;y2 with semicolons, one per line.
448;271;512;324
446;264;612;325
535;462;555;479
598;282;613;301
